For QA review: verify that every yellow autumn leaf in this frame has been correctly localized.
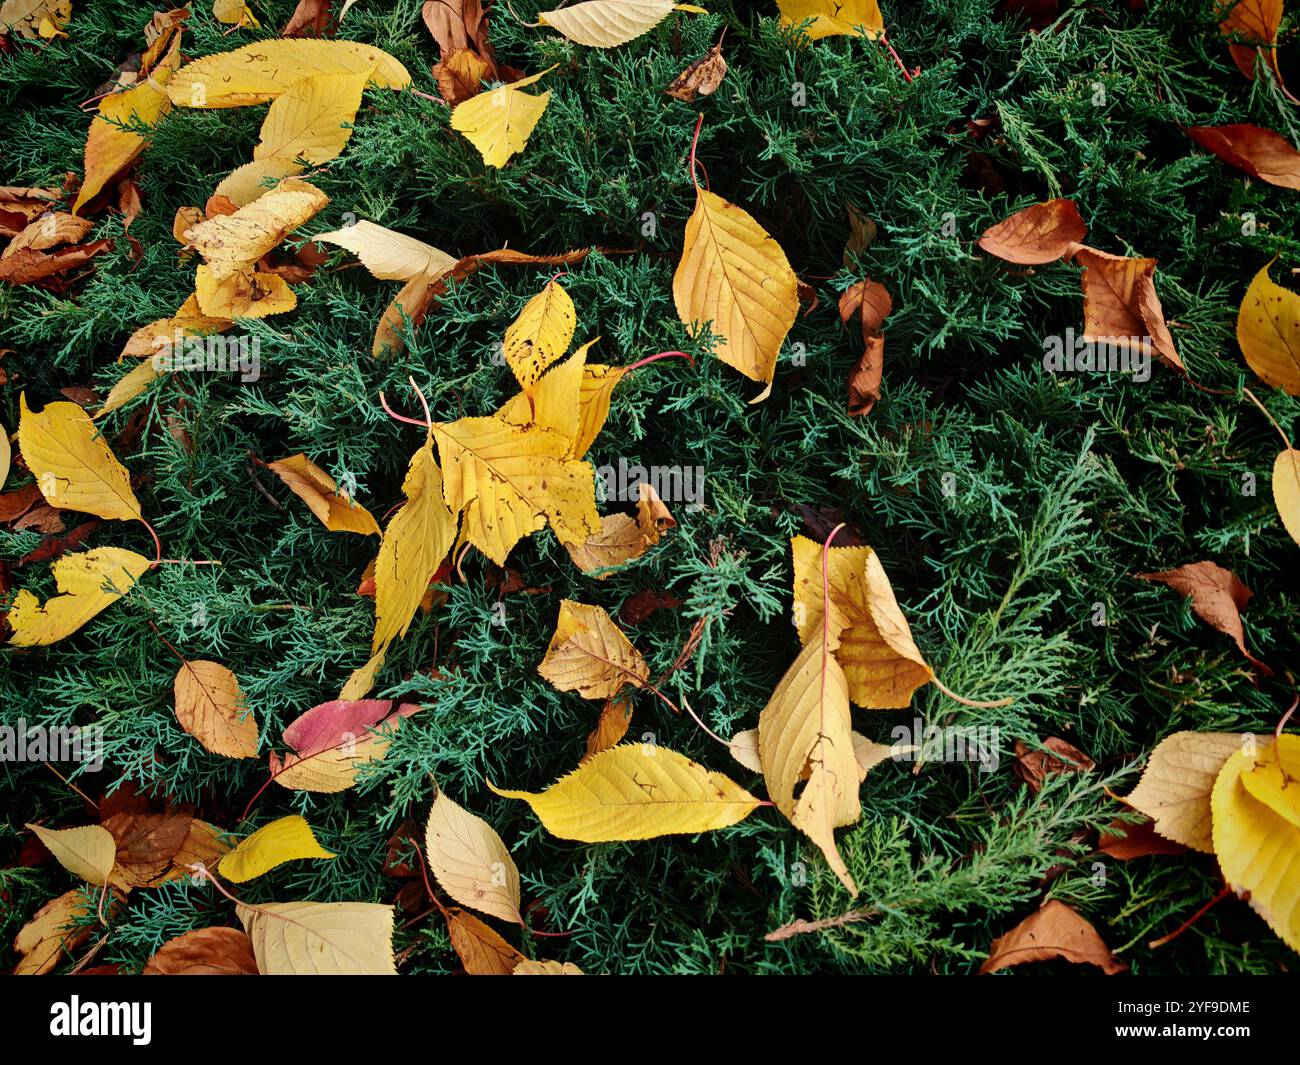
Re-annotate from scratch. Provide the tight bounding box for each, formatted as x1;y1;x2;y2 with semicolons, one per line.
372;437;458;654
789;536;933;709
194;264;298;319
118;293;231;358
451;68;554;168
25;824;117;886
0;418;10;488
730;726;908;783
7;548;151;647
340;648;386;701
1120;730;1251;852
1274;448;1300;547
537;599;649;699
218;815;336;883
174;659;259;758
1212;735;1300;951
185;178;328;281
0;0;71;41
214;71;370;206
498;341;617;458
570;363;627;458
432;415;600;565
563;482;673;576
777;0;884;39
502;278;577;387
237;900;396;974
674;186;798;399
537;0;677;49
265;453;380;536
97;359;163;419
12;890;94;975
18;393;142;521
424;789;522;923
1237;261;1300;394
213;0;258;28
73;36;181;214
489;744;761;841
315;220;457;281
513;958;585;974
758;634;860;895
167;38;409;108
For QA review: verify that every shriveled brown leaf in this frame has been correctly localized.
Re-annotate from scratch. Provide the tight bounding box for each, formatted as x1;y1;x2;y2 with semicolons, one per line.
102;806;195;889
980;900;1126;974
433;47;490;105
839;279;893;418
1137;561;1271;674
144;926;258;974
1069;245;1184;374
665;40;726;102
1013;737;1095;794
282;0;332;36
0;239;112;287
1098;818;1188;860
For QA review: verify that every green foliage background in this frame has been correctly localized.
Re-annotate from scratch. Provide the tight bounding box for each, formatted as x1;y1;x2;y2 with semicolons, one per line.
2;0;1298;974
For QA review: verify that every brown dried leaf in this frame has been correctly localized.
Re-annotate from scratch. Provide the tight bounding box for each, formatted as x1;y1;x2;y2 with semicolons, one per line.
978;199;1086;265
980;900;1126;974
1137;561;1271;673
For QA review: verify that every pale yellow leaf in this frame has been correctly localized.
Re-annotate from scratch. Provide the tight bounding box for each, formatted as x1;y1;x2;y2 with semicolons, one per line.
538;0;675;48
25;824;116;886
424;789;522;923
314;220;456;281
7;548;151;647
237;900;396;974
97;359;163;419
184;178;327;281
563;482;673;576
12;890;93;975
488;744;760;841
213;0;258;28
1274;448;1300;547
219;815;335;883
174;659;259;758
777;0;883;39
0;0;70;41
537;599;649;699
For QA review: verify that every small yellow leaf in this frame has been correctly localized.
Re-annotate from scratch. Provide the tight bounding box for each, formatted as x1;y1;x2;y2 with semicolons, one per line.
538;0;677;48
1274;448;1300;547
674;187;798;395
372;438;458;653
194;265;298;319
1212;736;1300;951
777;0;884;39
213;0;258;28
266;453;380;536
571;363;627;458
185;178;328;282
18;393;142;521
1120;731;1251;852
25;824;117;885
167;38;409;108
537;599;649;699
237;900;396;974
489;744;760;841
12;890;94;975
314;220;457;281
425;789;522;923
219;815;336;883
97;359;163;419
7;548;151;647
502;279;576;387
1237;261;1300;395
451;68;554;168
0;418;10;488
174;659;259;758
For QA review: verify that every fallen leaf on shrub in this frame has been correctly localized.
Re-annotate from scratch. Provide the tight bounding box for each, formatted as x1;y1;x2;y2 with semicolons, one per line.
424;788;521;923
269;698;420;793
282;0;332;36
1236;261;1300;395
1013;737;1095;793
502;278;576;387
1186;124;1300;190
263;453;380;535
777;0;883;39
537;599;648;699
665;37;727;101
1137;561;1271;673
445;907;524;974
980;899;1125;974
4;212;91;256
0;238;112;288
118;293;230;358
167;38;409;108
537;0;684;49
1219;0;1294;100
619;588;682;625
513;958;584;974
1070;245;1184;373
1212;735;1300;951
1118;731;1251;851
1098;818;1187;860
977;199;1086;265
237;900;396;974
213;0;259;28
583;694;634;762
219;814;336;882
184;177;328;281
434;47;490;104
564;483;674;576
1273;448;1300;546
102;806;195;889
839;279;893;416
451;68;553;168
11;890;94;975
143;927;259;975
25;823;116;885
194;263;298;318
675;184;798;400
489;744;760;841
7;547;151;646
174;659;259;758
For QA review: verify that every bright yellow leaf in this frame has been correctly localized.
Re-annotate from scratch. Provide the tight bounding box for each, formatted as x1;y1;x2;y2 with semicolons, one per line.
265;453;380;536
502;278;576;387
7;548;151;647
219;815;336;883
184;178;328;281
1237;261;1300;394
777;0;884;39
1274;448;1300;547
537;599;649;699
563;482;673;576
451;68;554;168
194;265;298;319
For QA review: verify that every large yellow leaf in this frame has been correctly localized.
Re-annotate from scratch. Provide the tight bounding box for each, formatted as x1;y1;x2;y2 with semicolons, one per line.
265;453;380;536
758;635;859;895
489;744;760;841
563;482;673;576
184;178;328;281
314;220;456;281
502;278;576;387
1212;736;1300;951
1120;731;1250;852
777;0;884;39
174;659;259;758
372;437;458;653
73;38;181;214
673;187;798;396
537;0;676;48
167;39;409;108
194;264;298;319
25;824;116;885
451;68;552;168
1274;448;1300;547
537;599;649;699
424;789;522;923
214;71;370;206
18;393;141;521
237;900;396;974
218;815;335;883
12;890;93;975
7;548;151;647
432;415;599;565
789;536;932;708
1237;262;1300;394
